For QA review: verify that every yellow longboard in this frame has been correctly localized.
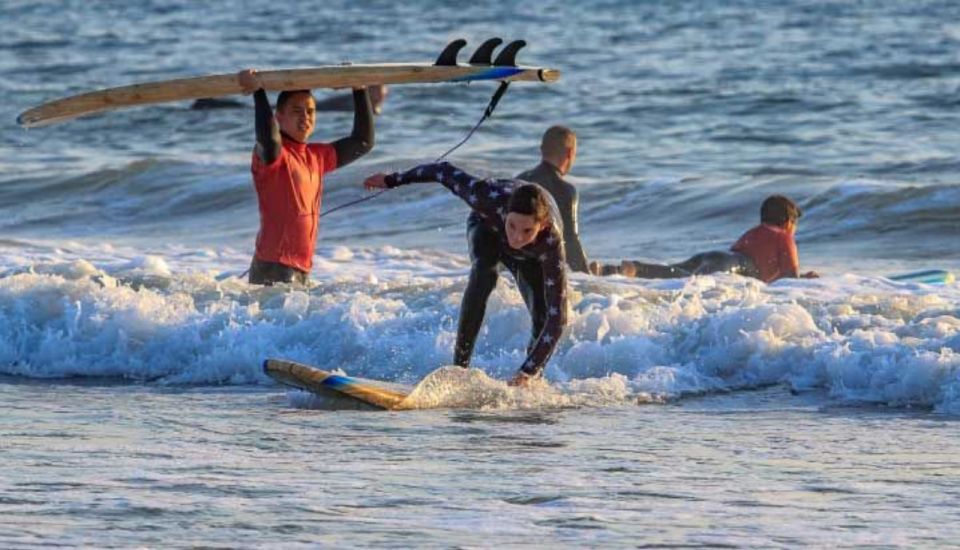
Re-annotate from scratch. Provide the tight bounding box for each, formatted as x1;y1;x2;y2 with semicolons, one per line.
264;358;413;411
18;38;559;128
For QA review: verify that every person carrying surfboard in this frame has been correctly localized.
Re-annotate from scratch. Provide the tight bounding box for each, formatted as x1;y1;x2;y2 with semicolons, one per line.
238;69;375;285
363;162;569;387
590;195;819;283
516;126;590;273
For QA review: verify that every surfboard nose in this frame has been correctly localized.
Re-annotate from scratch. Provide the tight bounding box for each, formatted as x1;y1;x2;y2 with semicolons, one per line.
538;69;561;83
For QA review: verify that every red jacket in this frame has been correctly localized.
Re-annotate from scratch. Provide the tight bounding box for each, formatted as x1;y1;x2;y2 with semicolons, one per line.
251;139;337;272
731;223;799;283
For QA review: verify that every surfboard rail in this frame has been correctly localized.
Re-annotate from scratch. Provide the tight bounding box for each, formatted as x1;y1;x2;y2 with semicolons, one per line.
887;269;954;285
19;62;559;128
264;358;411;411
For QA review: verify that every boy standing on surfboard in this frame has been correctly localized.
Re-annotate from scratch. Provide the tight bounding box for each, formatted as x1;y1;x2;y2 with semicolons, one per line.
516;126;590;273
237;69;375;285
363;162;569;387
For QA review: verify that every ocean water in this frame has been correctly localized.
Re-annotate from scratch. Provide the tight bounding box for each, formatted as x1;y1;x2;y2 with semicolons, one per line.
2;0;960;547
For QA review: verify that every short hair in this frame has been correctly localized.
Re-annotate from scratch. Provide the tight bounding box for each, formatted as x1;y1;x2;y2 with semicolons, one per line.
276;90;314;112
760;195;802;226
540;125;576;158
507;184;550;223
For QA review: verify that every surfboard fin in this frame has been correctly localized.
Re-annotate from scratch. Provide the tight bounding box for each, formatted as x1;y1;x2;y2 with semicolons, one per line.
493;40;526;67
469;38;503;65
435;39;468;66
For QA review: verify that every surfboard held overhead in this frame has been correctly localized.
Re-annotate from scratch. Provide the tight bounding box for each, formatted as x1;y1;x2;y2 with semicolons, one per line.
17;38;560;128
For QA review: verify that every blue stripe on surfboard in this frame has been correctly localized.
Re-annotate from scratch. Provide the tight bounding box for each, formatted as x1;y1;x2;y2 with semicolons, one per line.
887;269;954;284
321;374;359;389
451;67;524;82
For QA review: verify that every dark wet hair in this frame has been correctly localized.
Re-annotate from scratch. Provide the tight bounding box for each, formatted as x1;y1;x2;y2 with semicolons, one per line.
760;195;802;226
507;184;550;223
276;90;314;112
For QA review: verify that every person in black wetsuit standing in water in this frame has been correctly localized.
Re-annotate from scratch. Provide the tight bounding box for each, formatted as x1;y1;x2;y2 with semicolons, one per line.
363;162;569;387
516;126;590;273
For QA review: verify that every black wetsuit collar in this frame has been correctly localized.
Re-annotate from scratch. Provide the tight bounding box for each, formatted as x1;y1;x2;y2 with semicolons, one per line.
538;160;564;177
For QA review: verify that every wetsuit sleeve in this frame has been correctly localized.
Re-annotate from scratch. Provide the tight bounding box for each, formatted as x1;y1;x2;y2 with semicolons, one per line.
521;243;568;377
594;263;622;276
385;162;510;219
563;186;590;273
253;89;282;165
330;89;375;169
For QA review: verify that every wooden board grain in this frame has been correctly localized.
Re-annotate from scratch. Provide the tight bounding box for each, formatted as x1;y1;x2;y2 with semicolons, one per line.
264;358;412;411
18;63;560;128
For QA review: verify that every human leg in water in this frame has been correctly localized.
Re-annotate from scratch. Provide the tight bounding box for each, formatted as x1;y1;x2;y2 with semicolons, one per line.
510;258;548;356
621;251;758;279
674;251;758;277
248;257;309;286
454;214;502;367
590;259;685;277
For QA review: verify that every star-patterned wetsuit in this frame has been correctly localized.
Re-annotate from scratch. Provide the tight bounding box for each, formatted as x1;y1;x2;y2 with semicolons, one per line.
385;162;569;378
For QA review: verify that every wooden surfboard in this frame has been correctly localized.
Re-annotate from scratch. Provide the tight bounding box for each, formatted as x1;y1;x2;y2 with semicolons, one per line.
18;38;559;128
263;358;412;411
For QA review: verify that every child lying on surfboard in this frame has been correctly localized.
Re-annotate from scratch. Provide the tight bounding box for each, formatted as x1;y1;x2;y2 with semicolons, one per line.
590;195;819;283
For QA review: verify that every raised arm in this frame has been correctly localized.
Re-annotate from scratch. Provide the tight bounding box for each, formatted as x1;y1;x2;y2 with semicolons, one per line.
238;70;282;164
330;88;375;169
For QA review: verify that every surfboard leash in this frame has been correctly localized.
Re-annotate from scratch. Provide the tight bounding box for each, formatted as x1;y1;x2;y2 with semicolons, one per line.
319;80;512;219
434;81;511;161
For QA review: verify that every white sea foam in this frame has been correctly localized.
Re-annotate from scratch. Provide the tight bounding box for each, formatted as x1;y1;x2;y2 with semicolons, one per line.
1;240;957;412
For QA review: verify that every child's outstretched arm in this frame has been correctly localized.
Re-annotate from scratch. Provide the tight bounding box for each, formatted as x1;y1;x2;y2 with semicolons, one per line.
364;162;510;219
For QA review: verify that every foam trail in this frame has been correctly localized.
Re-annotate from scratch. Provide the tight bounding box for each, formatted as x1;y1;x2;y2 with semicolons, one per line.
1;243;958;412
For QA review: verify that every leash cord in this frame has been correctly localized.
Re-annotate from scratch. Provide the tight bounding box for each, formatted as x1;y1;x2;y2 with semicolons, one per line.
318;81;511;219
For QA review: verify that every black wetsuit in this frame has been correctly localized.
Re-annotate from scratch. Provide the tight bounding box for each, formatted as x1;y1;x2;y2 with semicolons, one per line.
385;162;569;377
247;88;374;286
601;251;760;279
516;162;590;273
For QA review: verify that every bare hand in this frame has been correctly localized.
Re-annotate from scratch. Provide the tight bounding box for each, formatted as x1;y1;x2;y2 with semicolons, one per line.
363;173;389;190
237;69;264;95
508;371;533;387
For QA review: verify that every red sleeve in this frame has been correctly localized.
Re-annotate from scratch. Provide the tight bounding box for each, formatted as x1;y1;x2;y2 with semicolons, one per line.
309;143;338;175
251;147;286;190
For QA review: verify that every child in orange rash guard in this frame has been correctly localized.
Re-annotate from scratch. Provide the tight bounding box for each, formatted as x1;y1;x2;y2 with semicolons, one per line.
237;69;375;286
591;195;819;283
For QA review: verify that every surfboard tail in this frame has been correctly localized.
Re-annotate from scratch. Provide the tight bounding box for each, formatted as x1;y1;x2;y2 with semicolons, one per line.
469;38;504;65
436;37;529;68
435;39;468;66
